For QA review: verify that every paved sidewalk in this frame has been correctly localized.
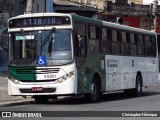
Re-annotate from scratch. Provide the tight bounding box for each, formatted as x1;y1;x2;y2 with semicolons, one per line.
0;65;33;106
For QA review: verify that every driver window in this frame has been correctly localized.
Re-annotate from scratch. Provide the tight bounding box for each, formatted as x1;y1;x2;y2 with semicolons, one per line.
75;22;87;68
76;35;86;56
75;22;86;57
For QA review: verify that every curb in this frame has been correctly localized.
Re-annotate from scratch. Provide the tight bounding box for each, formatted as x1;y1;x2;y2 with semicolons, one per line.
0;70;8;77
0;99;34;107
0;96;76;107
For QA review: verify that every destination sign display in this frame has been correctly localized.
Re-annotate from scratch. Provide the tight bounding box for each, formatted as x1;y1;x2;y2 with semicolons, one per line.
15;35;35;40
9;16;71;28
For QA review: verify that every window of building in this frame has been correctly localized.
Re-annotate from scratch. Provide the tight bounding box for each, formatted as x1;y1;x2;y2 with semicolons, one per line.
115;0;128;4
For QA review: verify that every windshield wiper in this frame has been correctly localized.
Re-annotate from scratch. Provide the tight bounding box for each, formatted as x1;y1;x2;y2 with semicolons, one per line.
41;27;56;46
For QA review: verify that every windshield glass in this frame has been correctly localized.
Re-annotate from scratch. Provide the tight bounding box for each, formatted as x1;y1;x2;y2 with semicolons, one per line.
9;29;73;66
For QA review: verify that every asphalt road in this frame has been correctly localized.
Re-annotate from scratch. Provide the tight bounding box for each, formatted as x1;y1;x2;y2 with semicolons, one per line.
1;84;160;120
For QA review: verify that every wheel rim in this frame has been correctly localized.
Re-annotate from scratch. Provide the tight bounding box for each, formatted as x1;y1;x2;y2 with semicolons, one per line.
136;77;142;97
91;83;97;96
137;80;141;93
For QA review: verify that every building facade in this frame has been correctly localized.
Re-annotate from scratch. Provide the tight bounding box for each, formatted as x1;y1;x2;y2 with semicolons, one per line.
131;0;143;4
0;0;14;31
25;0;46;14
69;0;143;11
53;0;97;18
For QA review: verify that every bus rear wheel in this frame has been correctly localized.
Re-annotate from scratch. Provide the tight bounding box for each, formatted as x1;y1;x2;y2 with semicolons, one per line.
133;75;142;97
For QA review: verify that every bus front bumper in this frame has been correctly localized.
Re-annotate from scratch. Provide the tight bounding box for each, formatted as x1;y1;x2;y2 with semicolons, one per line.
8;78;76;96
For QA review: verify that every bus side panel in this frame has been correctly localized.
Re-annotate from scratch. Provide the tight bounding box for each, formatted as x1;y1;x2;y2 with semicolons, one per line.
145;57;158;86
133;57;146;86
105;55;135;91
77;54;103;94
105;55;121;91
105;55;158;92
133;57;158;88
119;56;134;90
145;58;152;86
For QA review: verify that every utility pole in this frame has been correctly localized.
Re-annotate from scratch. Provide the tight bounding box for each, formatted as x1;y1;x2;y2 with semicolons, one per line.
46;0;53;13
152;0;158;31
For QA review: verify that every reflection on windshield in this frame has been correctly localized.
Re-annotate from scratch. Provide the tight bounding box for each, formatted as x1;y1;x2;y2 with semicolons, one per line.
9;29;73;66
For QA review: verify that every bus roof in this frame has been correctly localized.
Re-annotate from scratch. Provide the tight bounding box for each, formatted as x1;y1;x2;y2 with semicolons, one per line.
9;13;156;36
70;13;156;36
102;21;155;35
8;13;71;20
70;13;102;25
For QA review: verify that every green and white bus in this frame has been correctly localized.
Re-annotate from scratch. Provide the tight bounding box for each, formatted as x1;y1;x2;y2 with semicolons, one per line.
8;13;158;103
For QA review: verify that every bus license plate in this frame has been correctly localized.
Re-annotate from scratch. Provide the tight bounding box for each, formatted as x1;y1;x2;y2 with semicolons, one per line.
32;87;43;92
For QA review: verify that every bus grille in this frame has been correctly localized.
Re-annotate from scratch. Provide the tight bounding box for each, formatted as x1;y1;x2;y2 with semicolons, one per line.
15;68;60;74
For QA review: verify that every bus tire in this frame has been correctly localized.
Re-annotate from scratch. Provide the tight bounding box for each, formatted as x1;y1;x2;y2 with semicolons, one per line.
89;79;101;102
133;75;142;97
34;96;48;104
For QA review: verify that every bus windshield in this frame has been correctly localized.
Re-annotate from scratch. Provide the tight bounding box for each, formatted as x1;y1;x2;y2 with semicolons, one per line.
9;29;73;66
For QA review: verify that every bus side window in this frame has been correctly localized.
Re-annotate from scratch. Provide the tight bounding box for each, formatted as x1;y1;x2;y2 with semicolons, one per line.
111;29;120;55
151;36;156;57
130;33;137;56
144;35;151;56
76;35;86;56
89;25;99;53
75;22;86;57
121;31;129;55
137;34;145;56
100;28;110;53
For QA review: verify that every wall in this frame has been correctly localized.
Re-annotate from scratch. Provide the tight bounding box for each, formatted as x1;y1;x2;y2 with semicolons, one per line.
131;0;143;4
68;0;144;11
122;17;140;28
156;18;160;33
122;16;151;30
0;0;14;28
25;0;45;13
33;0;45;13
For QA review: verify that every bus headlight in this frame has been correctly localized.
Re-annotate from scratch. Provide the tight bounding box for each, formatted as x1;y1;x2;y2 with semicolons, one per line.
8;75;20;84
57;71;74;83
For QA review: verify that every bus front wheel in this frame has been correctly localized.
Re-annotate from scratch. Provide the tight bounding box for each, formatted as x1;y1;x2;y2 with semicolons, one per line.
89;80;101;102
